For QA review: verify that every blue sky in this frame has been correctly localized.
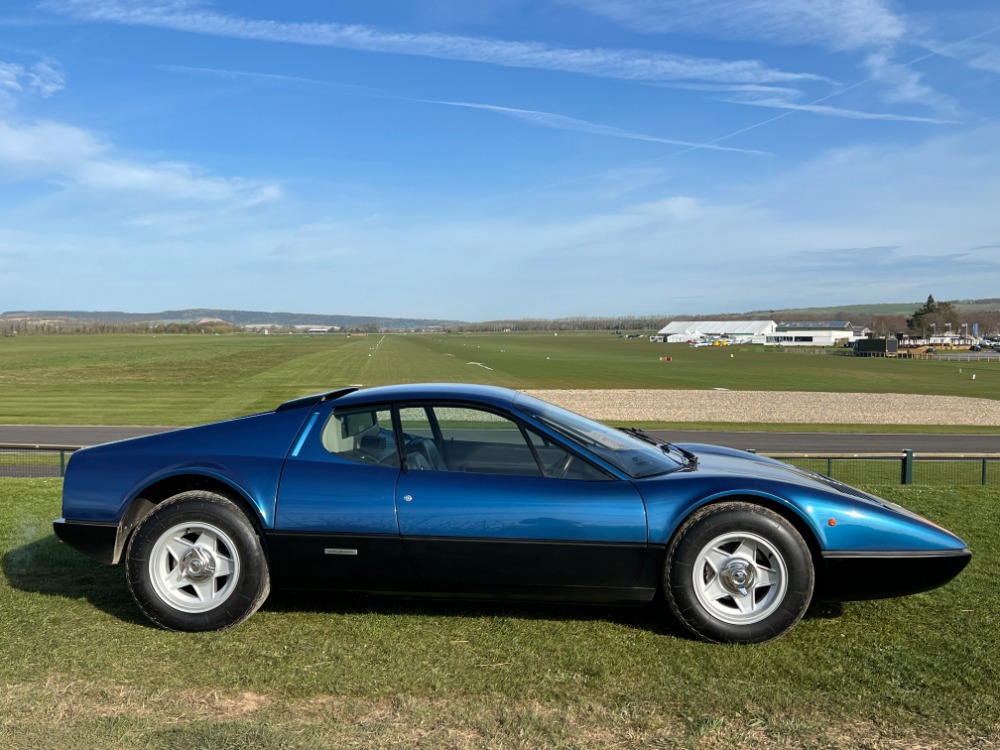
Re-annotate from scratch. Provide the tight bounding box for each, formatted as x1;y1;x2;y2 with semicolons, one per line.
1;1;999;320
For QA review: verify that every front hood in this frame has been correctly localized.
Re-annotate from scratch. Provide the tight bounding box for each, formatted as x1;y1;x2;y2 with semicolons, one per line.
672;442;871;499
636;442;968;554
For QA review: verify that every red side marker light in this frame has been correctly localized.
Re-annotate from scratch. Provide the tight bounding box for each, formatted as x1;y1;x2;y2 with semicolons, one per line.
828;518;837;527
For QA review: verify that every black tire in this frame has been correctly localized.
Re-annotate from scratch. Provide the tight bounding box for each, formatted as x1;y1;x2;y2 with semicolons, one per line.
125;491;270;631
665;502;814;644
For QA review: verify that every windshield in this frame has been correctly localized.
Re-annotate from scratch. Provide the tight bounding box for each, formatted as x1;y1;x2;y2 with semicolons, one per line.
513;393;683;479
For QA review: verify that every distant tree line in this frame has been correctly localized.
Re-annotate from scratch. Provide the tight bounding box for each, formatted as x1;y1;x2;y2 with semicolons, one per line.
449;316;668;333
4;298;1000;338
0;319;389;336
0;320;243;335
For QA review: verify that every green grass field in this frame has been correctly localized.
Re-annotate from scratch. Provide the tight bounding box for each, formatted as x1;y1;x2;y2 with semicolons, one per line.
1;477;996;749
1;333;997;425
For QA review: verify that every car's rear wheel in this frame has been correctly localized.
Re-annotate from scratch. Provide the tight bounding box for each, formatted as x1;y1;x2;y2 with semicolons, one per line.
665;502;814;644
125;491;270;631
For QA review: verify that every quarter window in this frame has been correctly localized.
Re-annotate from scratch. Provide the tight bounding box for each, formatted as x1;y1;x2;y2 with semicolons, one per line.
525;429;611;481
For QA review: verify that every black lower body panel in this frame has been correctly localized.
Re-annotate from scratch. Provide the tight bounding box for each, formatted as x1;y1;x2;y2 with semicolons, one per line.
52;518;119;564
266;532;417;590
819;549;972;601
400;536;650;588
265;532;662;604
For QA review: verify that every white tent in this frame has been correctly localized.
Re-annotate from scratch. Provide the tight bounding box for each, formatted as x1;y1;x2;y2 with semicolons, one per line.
656;320;776;344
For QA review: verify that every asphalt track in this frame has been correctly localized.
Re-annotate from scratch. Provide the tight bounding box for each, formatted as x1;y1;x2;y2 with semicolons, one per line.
1;425;998;454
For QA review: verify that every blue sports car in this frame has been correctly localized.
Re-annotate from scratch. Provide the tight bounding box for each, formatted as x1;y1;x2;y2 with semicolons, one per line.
53;383;970;643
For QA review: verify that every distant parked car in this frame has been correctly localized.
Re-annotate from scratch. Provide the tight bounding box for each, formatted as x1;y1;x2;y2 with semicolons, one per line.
54;384;971;643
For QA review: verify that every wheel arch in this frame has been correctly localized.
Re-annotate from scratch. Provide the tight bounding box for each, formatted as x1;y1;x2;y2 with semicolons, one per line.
666;492;824;582
111;473;267;564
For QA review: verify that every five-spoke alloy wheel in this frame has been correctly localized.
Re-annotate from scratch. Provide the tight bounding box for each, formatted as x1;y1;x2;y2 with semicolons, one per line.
665;502;814;644
126;491;270;631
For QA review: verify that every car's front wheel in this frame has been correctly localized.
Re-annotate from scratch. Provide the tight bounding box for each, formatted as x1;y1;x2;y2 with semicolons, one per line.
665;502;814;643
125;491;270;631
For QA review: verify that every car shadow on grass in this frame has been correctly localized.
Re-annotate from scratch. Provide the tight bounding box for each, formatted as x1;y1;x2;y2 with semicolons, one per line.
2;534;149;626
265;588;694;637
262;589;844;639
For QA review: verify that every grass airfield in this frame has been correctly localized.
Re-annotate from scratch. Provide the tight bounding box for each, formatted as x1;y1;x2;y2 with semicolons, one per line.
0;332;996;425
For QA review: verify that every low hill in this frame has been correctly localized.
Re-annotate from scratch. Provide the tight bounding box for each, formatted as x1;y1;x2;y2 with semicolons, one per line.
4;298;999;332
0;309;462;331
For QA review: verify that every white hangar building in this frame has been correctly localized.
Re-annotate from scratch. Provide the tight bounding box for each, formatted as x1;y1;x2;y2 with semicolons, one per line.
765;321;857;347
655;320;777;344
655;320;865;346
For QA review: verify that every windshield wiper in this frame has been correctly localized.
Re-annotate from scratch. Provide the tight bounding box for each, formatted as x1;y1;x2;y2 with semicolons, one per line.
617;426;659;445
663;443;699;469
618;427;698;469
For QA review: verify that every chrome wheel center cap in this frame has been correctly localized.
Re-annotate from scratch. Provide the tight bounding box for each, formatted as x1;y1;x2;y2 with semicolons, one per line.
180;547;216;582
719;559;756;596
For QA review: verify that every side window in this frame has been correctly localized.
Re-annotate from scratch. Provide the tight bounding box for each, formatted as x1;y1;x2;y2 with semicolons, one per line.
400;405;541;477
321;407;398;467
525;429;612;481
398;406;435;439
398;407;445;471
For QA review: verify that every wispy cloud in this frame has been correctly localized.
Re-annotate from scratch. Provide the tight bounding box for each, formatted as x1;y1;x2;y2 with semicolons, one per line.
964;45;1000;73
862;51;960;114
161;64;770;156
0;62;21;94
557;0;906;52
0;118;102;173
416;100;771;155
0;16;62;27
781;247;999;285
726;91;959;124
26;60;64;96
656;82;806;96
658;78;955;124
558;0;967;119
158;64;330;88
45;0;826;85
0;58;64;98
903;9;1000;75
76;159;279;204
655;79;953;125
0;116;279;204
156;64;377;94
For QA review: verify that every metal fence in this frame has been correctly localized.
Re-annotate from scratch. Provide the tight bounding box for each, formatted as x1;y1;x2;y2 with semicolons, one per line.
758;450;999;486
2;444;999;486
0;445;76;478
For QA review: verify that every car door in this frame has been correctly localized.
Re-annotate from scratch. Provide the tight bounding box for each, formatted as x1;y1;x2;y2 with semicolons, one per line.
394;404;648;591
271;404;415;589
